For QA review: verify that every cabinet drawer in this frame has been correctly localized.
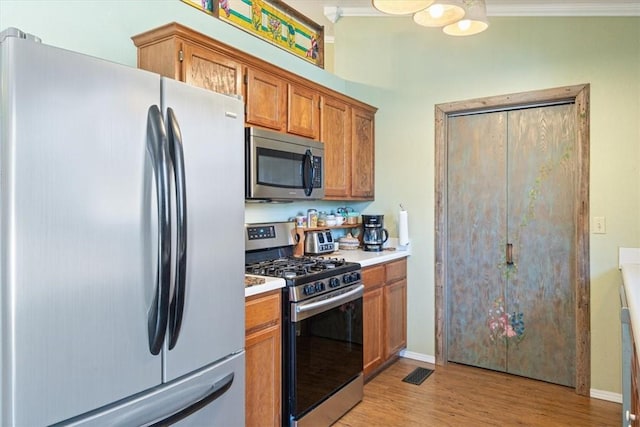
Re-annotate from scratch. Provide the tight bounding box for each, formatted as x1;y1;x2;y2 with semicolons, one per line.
386;259;407;283
246;291;281;333
362;265;385;290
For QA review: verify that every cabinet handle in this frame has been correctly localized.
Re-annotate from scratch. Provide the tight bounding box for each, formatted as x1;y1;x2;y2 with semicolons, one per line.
506;243;514;265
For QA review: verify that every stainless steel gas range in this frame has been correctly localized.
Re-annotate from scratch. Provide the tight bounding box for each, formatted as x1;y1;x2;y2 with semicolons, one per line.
245;222;364;427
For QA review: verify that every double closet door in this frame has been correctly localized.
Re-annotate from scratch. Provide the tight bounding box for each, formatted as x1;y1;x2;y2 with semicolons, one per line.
446;103;577;387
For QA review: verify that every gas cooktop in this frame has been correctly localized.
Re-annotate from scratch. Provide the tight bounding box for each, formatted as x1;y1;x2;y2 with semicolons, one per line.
245;255;358;281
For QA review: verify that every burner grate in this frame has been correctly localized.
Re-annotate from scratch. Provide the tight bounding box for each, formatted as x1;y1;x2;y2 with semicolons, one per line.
245;256;349;279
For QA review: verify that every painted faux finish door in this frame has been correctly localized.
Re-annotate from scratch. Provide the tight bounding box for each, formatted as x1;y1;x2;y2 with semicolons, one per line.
447;104;576;387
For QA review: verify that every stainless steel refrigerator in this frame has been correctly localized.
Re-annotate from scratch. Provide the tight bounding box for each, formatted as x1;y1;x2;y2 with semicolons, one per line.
0;28;245;426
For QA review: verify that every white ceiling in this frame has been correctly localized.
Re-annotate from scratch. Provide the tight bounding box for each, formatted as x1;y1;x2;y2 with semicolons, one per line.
285;1;640;36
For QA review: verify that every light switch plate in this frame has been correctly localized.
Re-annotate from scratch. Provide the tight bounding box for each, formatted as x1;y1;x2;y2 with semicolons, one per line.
593;216;606;234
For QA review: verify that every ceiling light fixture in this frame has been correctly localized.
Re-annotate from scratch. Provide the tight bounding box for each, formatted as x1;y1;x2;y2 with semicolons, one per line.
373;0;489;36
413;1;465;27
443;0;489;36
371;0;434;15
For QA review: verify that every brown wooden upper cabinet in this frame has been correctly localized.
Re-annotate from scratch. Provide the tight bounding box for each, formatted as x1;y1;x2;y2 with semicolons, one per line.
132;24;244;97
132;22;376;201
287;84;320;140
351;107;375;199
321;94;351;199
182;43;244;96
245;68;286;132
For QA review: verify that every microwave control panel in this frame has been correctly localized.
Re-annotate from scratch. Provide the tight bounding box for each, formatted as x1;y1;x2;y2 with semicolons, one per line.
312;156;322;188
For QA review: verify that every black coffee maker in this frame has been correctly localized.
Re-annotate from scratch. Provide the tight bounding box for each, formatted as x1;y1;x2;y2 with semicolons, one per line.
362;214;389;252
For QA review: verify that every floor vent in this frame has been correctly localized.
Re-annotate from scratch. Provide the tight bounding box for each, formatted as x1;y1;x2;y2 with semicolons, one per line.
402;367;434;385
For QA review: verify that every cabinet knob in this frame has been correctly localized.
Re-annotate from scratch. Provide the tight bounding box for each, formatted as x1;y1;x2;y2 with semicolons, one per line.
626;410;637;421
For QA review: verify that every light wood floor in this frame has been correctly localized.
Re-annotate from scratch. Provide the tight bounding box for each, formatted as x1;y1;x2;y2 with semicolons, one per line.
335;358;621;426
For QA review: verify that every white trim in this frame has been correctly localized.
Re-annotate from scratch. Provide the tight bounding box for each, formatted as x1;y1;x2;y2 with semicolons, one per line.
325;35;335;44
323;6;343;23
326;3;640;18
487;3;640;17
399;349;436;364
590;388;623;403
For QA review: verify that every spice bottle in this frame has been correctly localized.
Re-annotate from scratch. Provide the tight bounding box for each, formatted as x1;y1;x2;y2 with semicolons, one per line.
307;209;318;228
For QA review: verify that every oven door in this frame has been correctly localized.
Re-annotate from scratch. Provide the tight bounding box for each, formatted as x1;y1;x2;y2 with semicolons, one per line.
286;284;364;422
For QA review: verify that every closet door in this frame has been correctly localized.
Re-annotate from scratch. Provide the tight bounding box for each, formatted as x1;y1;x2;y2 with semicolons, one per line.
446;104;577;387
446;111;508;372
505;104;576;386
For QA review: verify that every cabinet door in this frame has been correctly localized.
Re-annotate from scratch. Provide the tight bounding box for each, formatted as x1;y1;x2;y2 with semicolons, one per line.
384;279;407;359
287;83;320;139
321;95;352;199
245;291;281;427
351;107;375;199
363;288;384;378
182;43;243;96
245;67;286;131
246;324;281;427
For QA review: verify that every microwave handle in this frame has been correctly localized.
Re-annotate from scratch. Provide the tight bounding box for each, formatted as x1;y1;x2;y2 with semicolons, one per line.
302;149;314;196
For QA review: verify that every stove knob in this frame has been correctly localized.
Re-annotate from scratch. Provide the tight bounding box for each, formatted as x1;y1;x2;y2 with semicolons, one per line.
350;272;361;282
315;281;325;292
343;274;352;284
304;284;315;295
329;277;340;288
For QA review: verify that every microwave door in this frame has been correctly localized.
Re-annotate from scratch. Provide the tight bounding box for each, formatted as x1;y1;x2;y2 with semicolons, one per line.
246;128;324;201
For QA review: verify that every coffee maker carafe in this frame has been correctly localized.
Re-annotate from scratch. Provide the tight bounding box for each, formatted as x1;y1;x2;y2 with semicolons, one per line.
362;214;389;252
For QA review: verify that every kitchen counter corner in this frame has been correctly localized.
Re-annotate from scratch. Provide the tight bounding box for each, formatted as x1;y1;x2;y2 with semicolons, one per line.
245;275;285;298
332;247;411;267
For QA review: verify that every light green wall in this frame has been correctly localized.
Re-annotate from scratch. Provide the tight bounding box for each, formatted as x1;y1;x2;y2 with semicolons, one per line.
333;16;640;394
2;1;639;395
0;0;365;226
0;0;346;93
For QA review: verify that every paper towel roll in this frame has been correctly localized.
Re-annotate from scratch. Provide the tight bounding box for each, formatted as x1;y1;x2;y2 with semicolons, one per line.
398;209;409;246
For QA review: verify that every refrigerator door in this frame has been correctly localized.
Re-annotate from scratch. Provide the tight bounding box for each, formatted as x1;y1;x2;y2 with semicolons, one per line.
57;352;245;427
160;78;245;381
0;36;162;425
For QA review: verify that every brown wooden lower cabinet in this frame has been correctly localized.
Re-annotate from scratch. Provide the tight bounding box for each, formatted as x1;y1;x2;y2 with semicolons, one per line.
362;258;408;380
245;290;281;427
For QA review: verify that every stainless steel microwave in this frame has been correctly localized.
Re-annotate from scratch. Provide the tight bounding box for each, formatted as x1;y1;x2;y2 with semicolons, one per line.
245;127;324;202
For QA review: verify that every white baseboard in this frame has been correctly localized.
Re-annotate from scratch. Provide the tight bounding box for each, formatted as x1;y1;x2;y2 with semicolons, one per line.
399;350;622;404
590;389;622;403
399;350;435;364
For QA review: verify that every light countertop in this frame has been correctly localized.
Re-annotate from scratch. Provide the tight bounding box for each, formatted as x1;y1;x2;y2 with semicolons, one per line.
620;248;640;364
244;274;285;298
327;246;411;268
621;263;640;348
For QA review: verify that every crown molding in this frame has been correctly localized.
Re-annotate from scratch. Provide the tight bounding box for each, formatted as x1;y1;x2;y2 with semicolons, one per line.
487;2;640;16
325;2;640;20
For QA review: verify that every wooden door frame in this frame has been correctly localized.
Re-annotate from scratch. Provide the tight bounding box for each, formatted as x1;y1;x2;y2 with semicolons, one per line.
434;84;591;395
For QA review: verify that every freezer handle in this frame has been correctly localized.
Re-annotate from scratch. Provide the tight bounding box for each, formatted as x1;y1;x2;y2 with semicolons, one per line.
166;107;188;350
149;372;235;426
146;105;172;355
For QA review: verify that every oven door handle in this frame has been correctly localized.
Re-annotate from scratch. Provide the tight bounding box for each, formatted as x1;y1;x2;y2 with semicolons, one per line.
293;284;364;321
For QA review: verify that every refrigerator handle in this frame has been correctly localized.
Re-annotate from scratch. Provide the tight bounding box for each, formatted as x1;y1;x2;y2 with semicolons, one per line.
148;372;235;426
166;107;188;350
146;105;172;355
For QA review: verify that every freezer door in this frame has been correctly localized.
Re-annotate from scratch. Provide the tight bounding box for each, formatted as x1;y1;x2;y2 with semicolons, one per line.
0;36;162;425
161;78;245;381
57;352;245;427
